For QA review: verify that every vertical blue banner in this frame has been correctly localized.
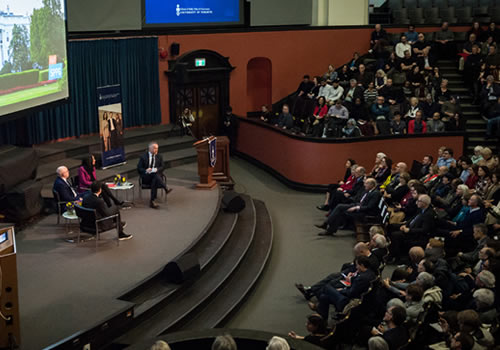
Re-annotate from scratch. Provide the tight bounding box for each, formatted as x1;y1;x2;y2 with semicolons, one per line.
209;137;217;167
97;85;126;168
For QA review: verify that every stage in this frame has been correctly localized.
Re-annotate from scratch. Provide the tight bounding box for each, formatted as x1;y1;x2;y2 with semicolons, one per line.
16;164;221;349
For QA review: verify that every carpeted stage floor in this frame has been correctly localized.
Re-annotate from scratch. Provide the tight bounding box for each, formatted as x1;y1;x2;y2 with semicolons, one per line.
17;164;220;349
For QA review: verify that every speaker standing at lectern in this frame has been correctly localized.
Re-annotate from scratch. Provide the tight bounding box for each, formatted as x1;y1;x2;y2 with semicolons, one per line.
137;142;173;209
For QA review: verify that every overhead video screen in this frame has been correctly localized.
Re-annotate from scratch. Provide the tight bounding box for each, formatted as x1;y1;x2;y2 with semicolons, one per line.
143;0;244;28
0;0;69;117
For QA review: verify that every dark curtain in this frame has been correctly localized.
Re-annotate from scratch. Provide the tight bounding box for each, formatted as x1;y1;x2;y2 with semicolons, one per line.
0;37;161;145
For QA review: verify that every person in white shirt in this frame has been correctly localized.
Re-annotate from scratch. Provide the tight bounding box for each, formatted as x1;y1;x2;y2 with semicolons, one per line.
318;79;336;105
331;79;344;103
395;35;412;59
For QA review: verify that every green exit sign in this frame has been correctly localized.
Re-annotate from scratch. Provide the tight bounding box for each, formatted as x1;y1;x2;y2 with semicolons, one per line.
195;58;206;67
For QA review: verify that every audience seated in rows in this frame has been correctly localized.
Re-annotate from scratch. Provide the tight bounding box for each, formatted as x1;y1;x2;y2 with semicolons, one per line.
254;21;500;141
289;142;500;349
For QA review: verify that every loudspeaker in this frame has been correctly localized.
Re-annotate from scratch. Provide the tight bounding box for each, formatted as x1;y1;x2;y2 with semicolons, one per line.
170;43;180;56
162;252;200;284
222;192;246;213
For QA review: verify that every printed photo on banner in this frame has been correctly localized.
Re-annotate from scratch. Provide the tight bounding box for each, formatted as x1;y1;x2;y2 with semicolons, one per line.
98;105;124;152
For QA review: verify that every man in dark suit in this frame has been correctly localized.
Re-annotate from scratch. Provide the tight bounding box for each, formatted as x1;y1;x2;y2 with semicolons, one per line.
53;166;81;211
312;256;376;319
316;178;381;236
296;241;381;301
137;142;172;209
388;194;436;262
82;182;132;240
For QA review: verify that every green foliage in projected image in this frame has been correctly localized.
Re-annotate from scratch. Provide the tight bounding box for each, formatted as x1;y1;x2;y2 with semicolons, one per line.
30;0;65;69
9;24;31;72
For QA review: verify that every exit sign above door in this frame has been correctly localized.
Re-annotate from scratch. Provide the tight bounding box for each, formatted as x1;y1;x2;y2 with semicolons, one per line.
195;58;206;67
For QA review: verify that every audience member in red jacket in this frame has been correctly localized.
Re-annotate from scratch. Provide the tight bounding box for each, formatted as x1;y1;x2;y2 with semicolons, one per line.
408;111;427;134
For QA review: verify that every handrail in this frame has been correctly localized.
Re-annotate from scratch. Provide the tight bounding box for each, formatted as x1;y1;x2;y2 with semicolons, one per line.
237;116;466;144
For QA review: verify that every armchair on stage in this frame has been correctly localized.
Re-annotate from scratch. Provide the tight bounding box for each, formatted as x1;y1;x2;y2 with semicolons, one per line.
193;136;233;190
74;205;121;247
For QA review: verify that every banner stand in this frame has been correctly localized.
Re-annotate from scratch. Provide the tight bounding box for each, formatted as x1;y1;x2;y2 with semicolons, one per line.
97;85;126;169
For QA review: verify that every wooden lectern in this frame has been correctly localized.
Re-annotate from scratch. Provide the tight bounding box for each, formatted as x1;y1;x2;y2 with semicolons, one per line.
212;136;231;184
0;226;20;348
193;137;217;190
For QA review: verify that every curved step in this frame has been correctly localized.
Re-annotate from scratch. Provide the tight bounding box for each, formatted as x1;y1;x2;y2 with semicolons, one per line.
119;202;238;315
117;195;256;343
178;199;273;330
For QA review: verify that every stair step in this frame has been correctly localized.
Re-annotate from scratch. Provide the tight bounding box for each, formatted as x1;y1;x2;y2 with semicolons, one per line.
438;66;457;71
179;199;273;330
116;195;257;343
449;87;469;93
466;119;487;126
442;73;462;79
34;125;177;163
468;137;496;143
466;129;487;134
122;207;237;317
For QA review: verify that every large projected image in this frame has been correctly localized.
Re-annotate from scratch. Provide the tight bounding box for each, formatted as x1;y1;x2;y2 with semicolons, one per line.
144;0;242;27
0;0;68;117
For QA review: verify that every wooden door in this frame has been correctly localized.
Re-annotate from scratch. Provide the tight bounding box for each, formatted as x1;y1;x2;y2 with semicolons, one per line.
175;84;220;139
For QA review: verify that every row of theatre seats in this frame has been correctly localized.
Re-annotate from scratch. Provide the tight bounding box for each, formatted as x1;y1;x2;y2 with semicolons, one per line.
388;0;500;24
383;30;470;45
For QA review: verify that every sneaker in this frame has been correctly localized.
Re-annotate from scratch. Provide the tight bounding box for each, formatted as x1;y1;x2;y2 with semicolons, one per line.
316;205;329;211
150;200;160;209
166;188;173;194
119;232;133;241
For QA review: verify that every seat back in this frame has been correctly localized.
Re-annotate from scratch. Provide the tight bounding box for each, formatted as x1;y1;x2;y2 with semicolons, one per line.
393;8;409;19
473;5;489;16
70;175;79;188
75;204;97;233
389;0;405;9
419;0;433;7
53;189;61;203
53;189;65;214
456;6;473;18
440;7;456;18
424;7;440;17
463;0;477;6
408;7;424;16
435;0;448;7
138;175;151;190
